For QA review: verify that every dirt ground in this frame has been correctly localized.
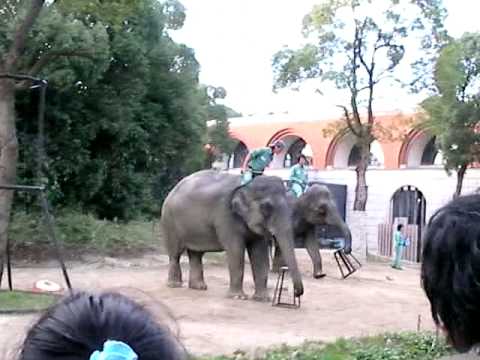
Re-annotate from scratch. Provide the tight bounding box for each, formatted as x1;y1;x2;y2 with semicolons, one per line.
0;251;435;358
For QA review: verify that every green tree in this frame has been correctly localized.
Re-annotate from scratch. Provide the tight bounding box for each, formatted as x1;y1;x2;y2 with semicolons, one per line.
0;0;128;266
421;33;480;198
272;0;447;210
203;86;239;168
12;0;207;220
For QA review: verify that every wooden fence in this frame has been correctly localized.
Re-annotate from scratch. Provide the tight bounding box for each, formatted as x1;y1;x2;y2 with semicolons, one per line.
378;223;421;262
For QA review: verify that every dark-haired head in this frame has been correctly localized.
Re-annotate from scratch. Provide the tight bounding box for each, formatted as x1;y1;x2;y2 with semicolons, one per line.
297;155;308;165
19;291;186;360
397;224;403;231
421;194;480;351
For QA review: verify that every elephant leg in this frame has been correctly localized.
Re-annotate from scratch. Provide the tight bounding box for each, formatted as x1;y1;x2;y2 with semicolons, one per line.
305;234;326;279
187;250;207;290
224;243;247;300
167;253;183;287
247;240;270;302
271;245;286;273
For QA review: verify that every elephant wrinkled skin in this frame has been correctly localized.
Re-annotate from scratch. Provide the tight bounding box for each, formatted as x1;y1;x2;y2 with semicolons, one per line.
161;170;304;301
274;184;353;278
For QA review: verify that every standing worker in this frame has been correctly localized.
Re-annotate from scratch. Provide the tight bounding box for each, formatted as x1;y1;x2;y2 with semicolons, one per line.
392;224;409;270
241;140;285;185
289;154;309;198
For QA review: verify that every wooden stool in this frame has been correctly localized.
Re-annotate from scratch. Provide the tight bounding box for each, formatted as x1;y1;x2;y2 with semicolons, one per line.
272;266;301;308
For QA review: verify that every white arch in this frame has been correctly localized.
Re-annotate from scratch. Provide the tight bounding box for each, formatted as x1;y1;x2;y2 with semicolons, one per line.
406;131;441;167
270;135;309;169
333;133;356;168
228;141;248;169
332;132;385;168
370;141;385;167
303;143;313;157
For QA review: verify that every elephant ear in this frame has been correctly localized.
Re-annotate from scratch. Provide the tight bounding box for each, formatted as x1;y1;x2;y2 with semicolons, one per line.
231;187;250;219
259;199;273;219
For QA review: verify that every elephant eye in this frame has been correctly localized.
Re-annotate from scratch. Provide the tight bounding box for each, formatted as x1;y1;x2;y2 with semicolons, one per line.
260;200;273;218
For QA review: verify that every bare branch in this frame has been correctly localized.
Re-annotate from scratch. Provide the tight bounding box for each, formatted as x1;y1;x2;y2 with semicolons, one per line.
350;23;363;129
357;79;381;93
459;64;474;102
28;49;94;76
0;73;40;82
357;27;377;126
356;18;373;77
336;105;360;137
4;0;46;70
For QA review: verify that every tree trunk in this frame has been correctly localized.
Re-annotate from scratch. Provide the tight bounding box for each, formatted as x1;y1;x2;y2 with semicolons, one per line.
453;164;467;199
0;79;19;264
353;142;369;211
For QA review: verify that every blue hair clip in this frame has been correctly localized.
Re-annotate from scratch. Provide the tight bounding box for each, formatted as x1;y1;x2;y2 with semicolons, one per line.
90;340;138;360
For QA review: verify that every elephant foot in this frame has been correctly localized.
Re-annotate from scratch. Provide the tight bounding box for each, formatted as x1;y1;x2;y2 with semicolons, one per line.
251;292;271;302
227;291;248;300
189;281;208;290
167;280;183;288
313;272;326;279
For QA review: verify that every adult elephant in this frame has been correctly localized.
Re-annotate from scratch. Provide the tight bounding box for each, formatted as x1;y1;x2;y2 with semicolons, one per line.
161;170;304;301
273;184;352;278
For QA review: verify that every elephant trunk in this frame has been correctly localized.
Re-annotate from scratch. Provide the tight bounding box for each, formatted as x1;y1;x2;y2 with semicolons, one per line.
271;213;304;297
341;224;352;254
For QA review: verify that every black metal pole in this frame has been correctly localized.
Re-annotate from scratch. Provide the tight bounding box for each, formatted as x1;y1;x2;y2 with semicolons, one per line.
40;191;72;292
6;230;12;290
37;81;47;183
0;74;48;184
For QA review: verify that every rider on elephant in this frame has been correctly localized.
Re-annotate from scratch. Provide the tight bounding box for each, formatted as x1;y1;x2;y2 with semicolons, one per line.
288;154;309;198
241;140;285;185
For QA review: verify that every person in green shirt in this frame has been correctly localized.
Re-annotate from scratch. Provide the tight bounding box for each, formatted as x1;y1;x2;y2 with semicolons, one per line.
392;224;409;270
241;140;285;185
289;154;309;198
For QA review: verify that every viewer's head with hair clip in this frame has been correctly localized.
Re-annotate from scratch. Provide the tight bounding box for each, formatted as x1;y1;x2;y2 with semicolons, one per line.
421;194;480;352
18;291;186;360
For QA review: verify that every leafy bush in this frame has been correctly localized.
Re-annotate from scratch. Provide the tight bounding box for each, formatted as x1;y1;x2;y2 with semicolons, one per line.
8;210;158;258
351;332;451;360
205;332;451;360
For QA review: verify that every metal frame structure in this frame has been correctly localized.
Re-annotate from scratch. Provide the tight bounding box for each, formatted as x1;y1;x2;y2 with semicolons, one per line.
0;185;72;292
0;74;72;292
334;249;362;279
272;266;301;309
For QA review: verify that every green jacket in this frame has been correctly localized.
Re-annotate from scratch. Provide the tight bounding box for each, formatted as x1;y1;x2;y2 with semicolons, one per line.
394;231;407;247
289;164;308;188
247;147;273;173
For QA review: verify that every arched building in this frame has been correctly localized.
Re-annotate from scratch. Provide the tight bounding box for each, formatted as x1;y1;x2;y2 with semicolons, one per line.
221;111;480;260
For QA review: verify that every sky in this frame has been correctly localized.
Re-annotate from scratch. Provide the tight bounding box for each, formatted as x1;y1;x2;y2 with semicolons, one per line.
171;1;480;118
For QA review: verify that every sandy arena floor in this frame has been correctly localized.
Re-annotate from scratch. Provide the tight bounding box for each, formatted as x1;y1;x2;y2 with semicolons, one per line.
0;251;435;358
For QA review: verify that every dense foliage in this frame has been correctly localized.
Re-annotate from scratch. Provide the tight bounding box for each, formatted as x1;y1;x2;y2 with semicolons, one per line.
9;210;157;258
8;0;222;220
421;33;480;197
203;85;240;167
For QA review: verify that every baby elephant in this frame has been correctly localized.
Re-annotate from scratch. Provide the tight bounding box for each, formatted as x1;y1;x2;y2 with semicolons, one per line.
273;184;352;278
